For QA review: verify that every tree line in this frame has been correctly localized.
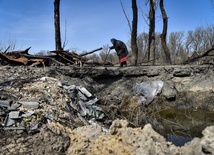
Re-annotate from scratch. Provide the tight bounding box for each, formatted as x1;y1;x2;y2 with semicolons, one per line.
87;25;214;65
85;0;214;65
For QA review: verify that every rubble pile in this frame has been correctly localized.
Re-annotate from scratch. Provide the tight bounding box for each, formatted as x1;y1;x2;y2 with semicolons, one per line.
0;76;111;133
0;67;114;154
0;47;113;67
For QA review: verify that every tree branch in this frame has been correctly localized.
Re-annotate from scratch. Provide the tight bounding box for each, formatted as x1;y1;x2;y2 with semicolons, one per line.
120;0;132;32
182;46;214;64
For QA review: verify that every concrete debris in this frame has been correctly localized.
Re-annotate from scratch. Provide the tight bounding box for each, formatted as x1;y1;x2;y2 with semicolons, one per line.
8;111;20;119
17;101;40;109
77;86;93;98
21;110;34;118
0;99;11;108
4;115;16;127
3;126;25;130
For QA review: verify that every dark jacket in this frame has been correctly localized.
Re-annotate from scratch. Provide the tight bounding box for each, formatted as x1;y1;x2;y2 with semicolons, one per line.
110;40;128;59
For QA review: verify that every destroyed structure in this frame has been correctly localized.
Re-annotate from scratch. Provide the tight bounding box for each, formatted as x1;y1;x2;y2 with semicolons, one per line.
0;47;113;67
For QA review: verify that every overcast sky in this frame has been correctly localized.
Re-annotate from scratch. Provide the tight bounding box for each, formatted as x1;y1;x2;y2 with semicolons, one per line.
0;0;213;54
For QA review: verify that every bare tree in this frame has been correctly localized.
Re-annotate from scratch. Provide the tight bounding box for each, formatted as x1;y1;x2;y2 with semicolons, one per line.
0;33;18;52
186;28;205;54
159;0;171;64
131;0;139;66
168;31;185;64
120;0;138;65
88;54;100;62
54;0;63;51
148;0;156;65
204;25;214;48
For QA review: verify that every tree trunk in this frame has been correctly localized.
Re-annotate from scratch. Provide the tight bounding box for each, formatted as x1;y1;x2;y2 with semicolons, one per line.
148;0;156;65
54;0;63;51
160;0;171;64
131;0;139;66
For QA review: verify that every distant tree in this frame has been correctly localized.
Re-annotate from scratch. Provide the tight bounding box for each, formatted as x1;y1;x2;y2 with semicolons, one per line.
88;54;100;62
54;0;63;51
0;35;16;52
186;28;204;52
131;0;139;66
137;32;149;63
159;0;171;64
168;31;185;64
35;50;48;55
99;45;110;63
204;25;214;48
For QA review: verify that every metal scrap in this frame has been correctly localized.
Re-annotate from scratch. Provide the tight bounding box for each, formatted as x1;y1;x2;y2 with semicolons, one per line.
0;47;113;67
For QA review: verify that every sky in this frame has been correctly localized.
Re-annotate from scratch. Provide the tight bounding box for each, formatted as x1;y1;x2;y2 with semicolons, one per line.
0;0;214;54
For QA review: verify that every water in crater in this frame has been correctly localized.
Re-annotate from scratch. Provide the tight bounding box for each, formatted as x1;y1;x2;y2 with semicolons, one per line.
157;109;214;146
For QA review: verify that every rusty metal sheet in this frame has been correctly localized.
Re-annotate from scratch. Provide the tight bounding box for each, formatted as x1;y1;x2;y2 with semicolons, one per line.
0;53;28;65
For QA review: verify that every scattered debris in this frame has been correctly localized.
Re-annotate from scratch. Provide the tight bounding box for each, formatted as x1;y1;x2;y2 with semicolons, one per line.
133;80;164;105
0;76;107;133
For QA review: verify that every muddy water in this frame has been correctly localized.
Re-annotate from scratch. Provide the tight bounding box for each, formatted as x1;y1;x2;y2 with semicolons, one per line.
156;109;214;146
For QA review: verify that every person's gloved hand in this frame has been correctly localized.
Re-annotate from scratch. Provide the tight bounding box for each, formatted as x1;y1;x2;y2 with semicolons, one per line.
109;46;114;50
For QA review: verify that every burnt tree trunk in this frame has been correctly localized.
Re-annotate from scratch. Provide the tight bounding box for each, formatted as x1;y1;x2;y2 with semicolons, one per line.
131;0;139;66
148;0;156;65
160;0;171;64
54;0;63;51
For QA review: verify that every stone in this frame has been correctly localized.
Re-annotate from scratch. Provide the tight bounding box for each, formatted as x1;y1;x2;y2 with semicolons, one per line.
201;126;214;154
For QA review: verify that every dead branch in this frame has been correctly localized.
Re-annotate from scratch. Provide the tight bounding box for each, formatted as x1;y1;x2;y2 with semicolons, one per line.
4;46;10;53
182;46;214;64
79;47;102;57
120;0;132;32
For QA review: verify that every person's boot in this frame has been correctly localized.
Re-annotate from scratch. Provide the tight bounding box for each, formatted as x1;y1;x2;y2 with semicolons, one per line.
124;62;127;67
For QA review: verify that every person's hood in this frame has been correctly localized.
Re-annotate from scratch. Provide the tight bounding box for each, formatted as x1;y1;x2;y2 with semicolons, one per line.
110;38;117;44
